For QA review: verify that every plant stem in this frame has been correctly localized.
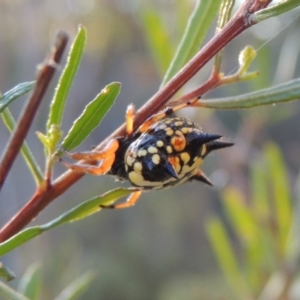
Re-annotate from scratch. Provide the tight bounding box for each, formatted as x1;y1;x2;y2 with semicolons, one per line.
0;0;272;242
1;109;43;186
0;32;69;191
251;0;300;23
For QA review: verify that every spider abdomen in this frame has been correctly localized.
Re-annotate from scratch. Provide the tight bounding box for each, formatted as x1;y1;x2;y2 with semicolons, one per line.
60;98;233;209
123;115;222;190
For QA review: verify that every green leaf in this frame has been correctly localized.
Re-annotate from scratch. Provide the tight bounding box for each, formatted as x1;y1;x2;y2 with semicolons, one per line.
1;109;43;186
217;0;235;31
222;187;274;292
0;188;133;257
264;143;292;256
251;159;269;221
0;262;15;281
206;217;250;299
47;25;86;131
251;0;300;23
0;281;29;300
174;0;194;39
250;158;278;274
54;271;97;300
0;82;35;113
43;188;133;225
289;172;300;262
201;77;300;109
161;0;223;86
222;187;258;245
140;9;174;75
60;82;121;152
214;0;235;71
222;187;260;290
18;263;41;300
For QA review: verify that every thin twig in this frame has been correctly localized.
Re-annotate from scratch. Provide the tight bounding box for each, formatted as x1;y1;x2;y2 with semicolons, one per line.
0;32;69;191
0;0;272;242
98;0;272;137
168;71;222;104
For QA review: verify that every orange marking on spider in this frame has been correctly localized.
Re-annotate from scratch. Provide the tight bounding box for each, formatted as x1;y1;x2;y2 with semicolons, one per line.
171;131;186;152
168;156;181;173
138;97;200;133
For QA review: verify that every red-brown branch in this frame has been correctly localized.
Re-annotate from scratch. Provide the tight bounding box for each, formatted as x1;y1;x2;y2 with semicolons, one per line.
0;32;69;191
0;0;272;242
170;71;222;104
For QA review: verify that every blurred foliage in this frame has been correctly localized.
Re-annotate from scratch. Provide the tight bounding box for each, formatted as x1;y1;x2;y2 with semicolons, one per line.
160;0;223;85
0;263;95;300
0;0;300;299
207;143;300;299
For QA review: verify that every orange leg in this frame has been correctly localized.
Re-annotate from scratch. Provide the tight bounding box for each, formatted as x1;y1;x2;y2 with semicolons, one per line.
126;104;135;136
59;154;116;175
59;139;119;175
138;96;201;133
192;169;213;186
100;190;142;209
61;139;119;161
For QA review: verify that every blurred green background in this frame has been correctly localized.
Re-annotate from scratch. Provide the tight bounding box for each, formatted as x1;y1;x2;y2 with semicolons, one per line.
0;0;300;299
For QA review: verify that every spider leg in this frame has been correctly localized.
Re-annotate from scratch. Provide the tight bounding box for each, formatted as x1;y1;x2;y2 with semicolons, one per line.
61;139;119;161
100;190;142;209
126;104;135;136
59;139;119;175
59;153;115;175
190;169;213;186
139;96;201;132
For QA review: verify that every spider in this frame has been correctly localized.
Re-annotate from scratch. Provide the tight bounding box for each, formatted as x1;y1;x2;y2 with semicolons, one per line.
60;97;233;208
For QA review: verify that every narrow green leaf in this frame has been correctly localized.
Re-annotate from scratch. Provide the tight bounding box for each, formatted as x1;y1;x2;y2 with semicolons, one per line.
251;0;300;23
1;109;43;185
60;82;121;151
264;143;292;255
217;0;235;31
54;271;97;300
0;281;29;300
201;77;300;109
18;263;41;300
0;82;35;113
0;188;133;257
161;0;222;86
41;188;133;226
223;187;258;245
251;159;269;221
185;0;222;59
0;263;15;281
250;159;278;273
174;0;194;38
222;188;260;290
222;187;274;291
214;0;235;71
288;172;300;262
140;9;174;75
206;217;250;299
47;25;86;131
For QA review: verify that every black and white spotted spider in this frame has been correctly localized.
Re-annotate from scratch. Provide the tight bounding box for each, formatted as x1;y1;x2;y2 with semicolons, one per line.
60;97;233;208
